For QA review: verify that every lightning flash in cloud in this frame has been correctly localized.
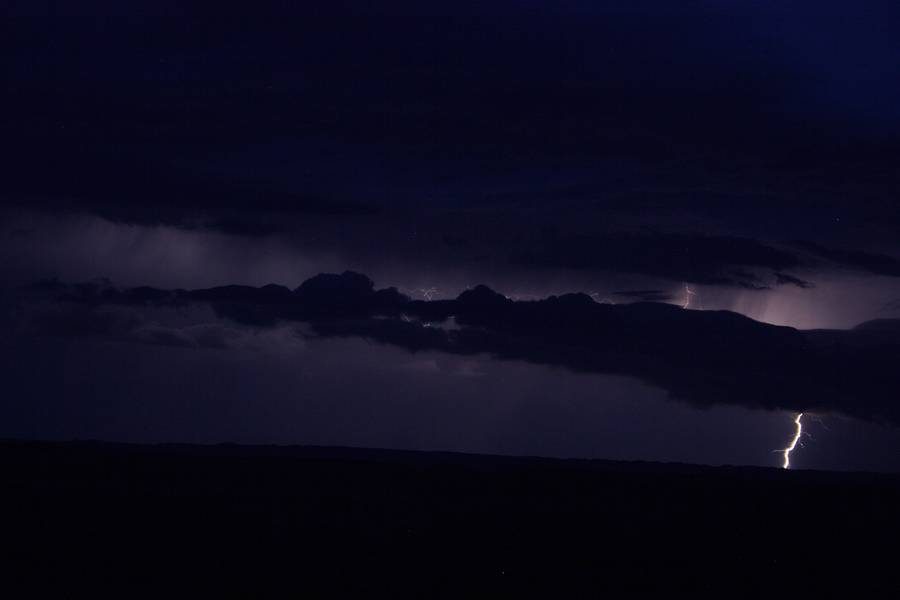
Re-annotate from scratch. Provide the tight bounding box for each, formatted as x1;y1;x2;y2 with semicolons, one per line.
781;412;804;469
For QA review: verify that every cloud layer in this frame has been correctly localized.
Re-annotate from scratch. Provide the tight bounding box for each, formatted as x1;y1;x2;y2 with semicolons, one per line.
14;271;900;426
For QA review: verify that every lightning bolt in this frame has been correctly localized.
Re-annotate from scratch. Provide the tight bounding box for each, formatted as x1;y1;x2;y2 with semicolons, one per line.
681;283;697;309
416;287;438;301
781;412;804;469
403;287;439;301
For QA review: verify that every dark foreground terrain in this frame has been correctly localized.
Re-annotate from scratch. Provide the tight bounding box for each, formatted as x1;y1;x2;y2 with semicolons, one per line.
2;441;899;597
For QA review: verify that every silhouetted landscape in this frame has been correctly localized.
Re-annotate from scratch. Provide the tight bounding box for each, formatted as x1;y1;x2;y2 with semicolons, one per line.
4;440;899;596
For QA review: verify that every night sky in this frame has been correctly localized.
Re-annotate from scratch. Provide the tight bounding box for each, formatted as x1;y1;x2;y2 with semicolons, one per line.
4;1;900;471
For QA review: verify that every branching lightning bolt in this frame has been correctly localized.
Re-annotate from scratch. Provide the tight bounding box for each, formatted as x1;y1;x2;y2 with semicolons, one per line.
416;287;438;301
681;283;696;309
781;412;804;469
403;287;439;301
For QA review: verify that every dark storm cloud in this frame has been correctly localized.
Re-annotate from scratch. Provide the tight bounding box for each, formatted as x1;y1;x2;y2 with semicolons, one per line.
513;232;800;287
16;271;900;426
612;290;674;303
0;152;376;232
4;1;900;309
796;242;900;279
774;273;814;289
3;0;900;367
4;1;900;241
14;280;243;349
